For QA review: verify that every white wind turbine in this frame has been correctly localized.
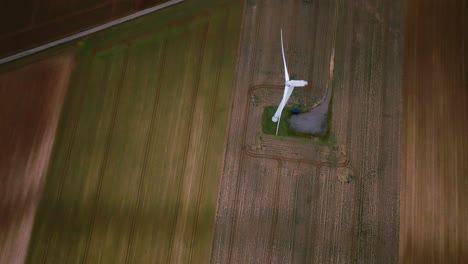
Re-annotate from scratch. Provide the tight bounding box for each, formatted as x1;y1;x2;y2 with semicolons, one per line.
272;29;308;136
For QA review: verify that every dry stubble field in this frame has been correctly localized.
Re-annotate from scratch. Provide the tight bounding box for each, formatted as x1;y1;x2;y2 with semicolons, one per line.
212;0;403;263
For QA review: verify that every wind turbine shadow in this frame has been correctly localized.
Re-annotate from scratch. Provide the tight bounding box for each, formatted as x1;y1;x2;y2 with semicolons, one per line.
287;85;332;137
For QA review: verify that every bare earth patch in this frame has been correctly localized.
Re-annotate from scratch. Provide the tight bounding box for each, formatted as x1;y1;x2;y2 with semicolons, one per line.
0;54;74;264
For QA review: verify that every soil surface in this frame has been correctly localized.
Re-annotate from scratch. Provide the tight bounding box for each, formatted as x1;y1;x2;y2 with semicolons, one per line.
288;85;331;136
400;0;467;262
288;50;334;136
0;54;74;264
212;0;403;263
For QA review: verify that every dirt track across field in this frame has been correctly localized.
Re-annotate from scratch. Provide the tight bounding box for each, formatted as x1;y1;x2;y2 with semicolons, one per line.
212;0;403;263
0;55;73;264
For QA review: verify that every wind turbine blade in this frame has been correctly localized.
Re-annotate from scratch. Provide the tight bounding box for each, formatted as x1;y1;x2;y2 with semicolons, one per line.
272;85;294;122
281;29;290;81
276;114;281;136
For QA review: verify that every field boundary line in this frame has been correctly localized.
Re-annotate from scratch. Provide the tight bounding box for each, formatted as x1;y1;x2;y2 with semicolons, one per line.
289;169;300;263
266;160;282;264
0;0;184;65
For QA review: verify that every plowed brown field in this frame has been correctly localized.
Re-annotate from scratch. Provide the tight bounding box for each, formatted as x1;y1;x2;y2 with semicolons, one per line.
400;0;467;262
0;54;74;264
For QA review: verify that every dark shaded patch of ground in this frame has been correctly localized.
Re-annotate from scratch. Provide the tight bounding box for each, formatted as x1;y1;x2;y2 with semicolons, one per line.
288;86;332;136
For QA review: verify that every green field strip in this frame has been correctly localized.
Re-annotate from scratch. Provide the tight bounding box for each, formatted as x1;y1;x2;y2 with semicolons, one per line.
26;1;244;263
26;46;128;264
120;33;168;263
50;46;129;264
125;21;208;263
24;48;91;264
83;35;165;263
190;3;244;263
167;10;225;264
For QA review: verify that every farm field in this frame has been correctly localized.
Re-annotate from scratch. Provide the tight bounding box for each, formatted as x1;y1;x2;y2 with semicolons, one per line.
1;0;464;263
400;0;467;262
212;0;403;263
0;0;175;57
18;1;243;263
0;54;73;264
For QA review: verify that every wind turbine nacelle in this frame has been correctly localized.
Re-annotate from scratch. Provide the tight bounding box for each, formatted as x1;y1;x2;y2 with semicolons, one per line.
286;80;308;87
